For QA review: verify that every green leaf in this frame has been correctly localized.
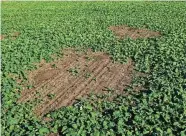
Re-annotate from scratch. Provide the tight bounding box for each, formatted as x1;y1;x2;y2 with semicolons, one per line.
8;117;19;125
39;127;49;135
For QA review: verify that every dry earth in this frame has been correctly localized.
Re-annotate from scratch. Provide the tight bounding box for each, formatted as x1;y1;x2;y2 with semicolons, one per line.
0;32;20;40
109;25;161;39
18;49;134;116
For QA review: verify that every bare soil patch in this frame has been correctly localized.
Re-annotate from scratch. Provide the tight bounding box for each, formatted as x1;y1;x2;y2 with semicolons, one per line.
109;25;161;40
0;32;20;41
18;48;134;116
11;32;20;40
0;35;6;40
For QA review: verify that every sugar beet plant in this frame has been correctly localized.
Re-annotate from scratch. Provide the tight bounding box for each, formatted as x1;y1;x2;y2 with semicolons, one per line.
1;2;186;135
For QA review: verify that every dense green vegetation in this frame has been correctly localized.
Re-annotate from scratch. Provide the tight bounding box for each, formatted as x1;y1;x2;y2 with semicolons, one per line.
1;2;186;135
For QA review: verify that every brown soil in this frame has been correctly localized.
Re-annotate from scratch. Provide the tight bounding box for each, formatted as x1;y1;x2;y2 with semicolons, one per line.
46;133;59;136
42;117;53;122
109;25;161;40
0;35;6;40
0;32;20;40
18;48;134;116
11;32;20;40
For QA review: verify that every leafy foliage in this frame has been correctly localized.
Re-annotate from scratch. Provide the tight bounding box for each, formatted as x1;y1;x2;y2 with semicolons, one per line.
1;2;186;135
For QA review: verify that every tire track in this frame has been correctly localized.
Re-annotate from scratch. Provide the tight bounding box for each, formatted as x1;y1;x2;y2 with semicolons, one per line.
34;59;97;114
18;57;77;103
67;64;115;105
38;59;110;116
58;61;113;107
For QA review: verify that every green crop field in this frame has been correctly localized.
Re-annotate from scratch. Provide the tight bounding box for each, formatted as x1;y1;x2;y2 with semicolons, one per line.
1;1;186;136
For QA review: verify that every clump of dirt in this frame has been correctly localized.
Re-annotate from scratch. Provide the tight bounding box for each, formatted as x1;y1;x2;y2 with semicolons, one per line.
18;48;135;116
109;25;161;40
